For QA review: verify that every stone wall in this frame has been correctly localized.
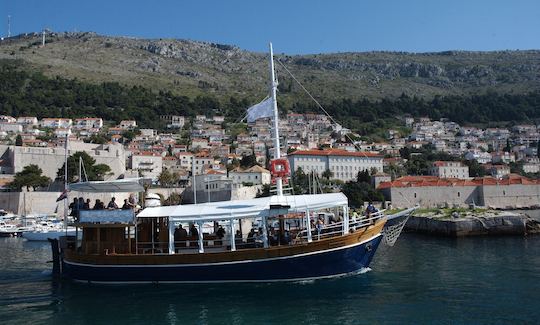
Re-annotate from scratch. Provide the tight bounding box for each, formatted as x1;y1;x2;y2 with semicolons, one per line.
384;185;480;209
384;183;540;209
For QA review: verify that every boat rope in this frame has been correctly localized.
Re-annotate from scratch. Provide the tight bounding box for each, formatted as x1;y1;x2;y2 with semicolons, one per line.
276;59;370;158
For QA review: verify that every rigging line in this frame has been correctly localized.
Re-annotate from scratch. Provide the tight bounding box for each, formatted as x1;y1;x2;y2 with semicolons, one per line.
276;59;369;159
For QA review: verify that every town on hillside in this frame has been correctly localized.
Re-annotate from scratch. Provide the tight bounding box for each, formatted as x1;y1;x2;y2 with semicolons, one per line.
0;113;539;214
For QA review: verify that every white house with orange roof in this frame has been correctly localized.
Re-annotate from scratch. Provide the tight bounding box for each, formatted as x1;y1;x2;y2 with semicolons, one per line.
229;165;271;187
130;151;163;181
429;161;469;179
16;117;38;126
288;149;383;182
74;117;103;130
119;120;137;129
40;118;72;129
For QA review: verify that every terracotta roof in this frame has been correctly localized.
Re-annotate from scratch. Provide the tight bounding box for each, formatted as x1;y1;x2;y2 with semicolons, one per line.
289;149;382;158
378;174;540;189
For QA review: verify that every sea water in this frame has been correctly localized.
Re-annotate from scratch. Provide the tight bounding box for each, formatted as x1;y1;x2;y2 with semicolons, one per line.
1;234;539;324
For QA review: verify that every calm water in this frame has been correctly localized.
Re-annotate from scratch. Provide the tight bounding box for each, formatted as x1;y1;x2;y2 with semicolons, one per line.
1;234;539;325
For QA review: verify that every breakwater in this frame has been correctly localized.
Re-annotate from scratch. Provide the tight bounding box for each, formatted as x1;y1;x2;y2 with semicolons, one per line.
405;210;540;236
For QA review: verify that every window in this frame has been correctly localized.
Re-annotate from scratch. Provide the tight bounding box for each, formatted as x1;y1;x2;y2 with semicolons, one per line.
414;193;417;198
457;192;460;197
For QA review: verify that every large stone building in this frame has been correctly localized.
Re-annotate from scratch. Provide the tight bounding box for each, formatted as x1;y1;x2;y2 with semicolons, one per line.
379;175;540;209
0;142;127;180
288;149;383;182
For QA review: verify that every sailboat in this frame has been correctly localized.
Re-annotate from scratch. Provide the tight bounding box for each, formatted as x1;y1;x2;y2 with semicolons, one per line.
51;44;416;283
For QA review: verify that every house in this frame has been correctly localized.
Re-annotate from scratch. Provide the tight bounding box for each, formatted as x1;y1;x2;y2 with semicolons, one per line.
430;161;469;179
40;118;72;129
229;165;271;187
288;149;383;182
74;118;103;130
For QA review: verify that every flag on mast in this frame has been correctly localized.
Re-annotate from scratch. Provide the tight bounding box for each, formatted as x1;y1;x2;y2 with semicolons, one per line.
246;98;273;123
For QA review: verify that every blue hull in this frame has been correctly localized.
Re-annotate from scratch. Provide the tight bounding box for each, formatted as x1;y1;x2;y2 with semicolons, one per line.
63;235;382;283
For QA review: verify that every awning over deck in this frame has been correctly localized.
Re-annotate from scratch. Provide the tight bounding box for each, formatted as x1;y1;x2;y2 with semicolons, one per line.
137;193;348;222
68;178;145;193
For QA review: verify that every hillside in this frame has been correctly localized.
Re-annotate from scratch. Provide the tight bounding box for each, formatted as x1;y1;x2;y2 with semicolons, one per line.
1;31;540;103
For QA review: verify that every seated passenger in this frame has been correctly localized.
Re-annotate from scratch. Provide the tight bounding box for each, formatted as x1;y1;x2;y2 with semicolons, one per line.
216;225;226;239
189;223;199;239
365;202;378;216
93;199;105;210
84;199;91;210
107;197;119;209
121;199;131;210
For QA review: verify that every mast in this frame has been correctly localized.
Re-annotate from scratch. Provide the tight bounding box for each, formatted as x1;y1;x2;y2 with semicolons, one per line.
63;135;68;230
269;43;283;196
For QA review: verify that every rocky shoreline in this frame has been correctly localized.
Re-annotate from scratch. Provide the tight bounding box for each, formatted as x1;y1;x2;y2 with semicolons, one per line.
404;210;540;237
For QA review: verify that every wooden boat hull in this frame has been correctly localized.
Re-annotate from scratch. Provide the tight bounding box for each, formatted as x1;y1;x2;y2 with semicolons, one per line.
63;234;382;283
61;219;386;283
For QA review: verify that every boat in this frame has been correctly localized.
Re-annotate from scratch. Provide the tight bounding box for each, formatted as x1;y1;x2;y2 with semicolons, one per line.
23;222;77;241
50;44;416;283
0;220;22;237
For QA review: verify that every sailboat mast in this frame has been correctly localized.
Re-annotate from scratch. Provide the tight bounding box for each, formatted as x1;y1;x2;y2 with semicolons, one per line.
64;135;68;230
268;43;283;196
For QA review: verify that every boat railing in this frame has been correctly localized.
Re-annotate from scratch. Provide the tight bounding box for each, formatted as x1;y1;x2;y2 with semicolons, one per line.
294;210;386;242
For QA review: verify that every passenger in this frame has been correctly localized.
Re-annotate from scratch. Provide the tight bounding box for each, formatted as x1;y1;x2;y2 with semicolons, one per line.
69;198;78;216
189;223;199;239
121;199;131;210
247;228;255;242
107;197;118;209
177;224;188;239
216;225;226;239
282;230;291;245
255;227;265;247
365;202;378;216
84;199;91;210
128;194;138;210
93;199;104;210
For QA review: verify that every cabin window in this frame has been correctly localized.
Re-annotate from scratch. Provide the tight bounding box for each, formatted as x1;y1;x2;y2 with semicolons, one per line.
503;190;506;196
414;193;417;198
458;192;461;197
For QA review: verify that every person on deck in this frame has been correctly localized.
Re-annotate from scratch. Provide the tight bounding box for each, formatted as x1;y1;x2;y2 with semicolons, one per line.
107;197;118;209
216;225;226;239
189;223;199;239
84;199;91;210
93;199;105;210
365;202;378;216
121;199;131;210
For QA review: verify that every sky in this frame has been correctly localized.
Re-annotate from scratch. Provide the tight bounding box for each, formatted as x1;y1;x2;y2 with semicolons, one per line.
2;0;540;54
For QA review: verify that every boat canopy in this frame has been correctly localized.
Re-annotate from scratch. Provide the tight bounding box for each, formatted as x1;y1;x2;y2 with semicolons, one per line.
68;178;145;193
137;193;348;222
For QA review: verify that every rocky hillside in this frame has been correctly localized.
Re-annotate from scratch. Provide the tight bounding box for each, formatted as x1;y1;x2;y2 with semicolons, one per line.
1;31;540;102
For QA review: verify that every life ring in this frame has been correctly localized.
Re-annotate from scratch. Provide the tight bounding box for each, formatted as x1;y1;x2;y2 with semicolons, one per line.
270;159;290;178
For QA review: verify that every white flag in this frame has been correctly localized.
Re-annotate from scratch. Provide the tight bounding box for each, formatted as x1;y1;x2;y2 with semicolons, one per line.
246;98;274;123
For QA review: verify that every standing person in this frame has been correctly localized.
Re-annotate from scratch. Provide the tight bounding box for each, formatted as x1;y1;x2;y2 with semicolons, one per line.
128;194;138;209
121;199;131;210
189;223;199;239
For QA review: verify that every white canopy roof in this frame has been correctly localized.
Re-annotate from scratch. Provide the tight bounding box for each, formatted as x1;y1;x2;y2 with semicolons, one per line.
68;178;144;193
137;193;348;222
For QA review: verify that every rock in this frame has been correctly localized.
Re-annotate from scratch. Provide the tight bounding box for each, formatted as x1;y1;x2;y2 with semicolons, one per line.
405;213;532;236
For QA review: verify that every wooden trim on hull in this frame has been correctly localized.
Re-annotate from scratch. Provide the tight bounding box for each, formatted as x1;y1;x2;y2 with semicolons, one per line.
64;219;386;266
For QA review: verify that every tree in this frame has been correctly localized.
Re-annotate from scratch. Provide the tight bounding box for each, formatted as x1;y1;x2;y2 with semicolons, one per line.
163;192;182;205
464;159;486;177
322;169;333;180
158;169;174;187
57;151;112;182
240;154;258;168
357;170;371;183
341;181;384;208
9;164;51;191
15;134;22;146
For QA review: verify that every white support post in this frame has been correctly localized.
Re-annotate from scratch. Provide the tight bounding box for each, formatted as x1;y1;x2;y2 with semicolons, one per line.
305;209;312;243
229;219;236;251
342;206;349;235
262;216;269;248
168;219;175;254
197;221;204;253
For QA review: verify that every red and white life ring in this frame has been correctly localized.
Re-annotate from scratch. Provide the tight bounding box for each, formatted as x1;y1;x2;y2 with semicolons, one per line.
269;159;290;178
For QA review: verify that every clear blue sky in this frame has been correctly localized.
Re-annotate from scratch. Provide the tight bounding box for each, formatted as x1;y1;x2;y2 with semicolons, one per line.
2;0;539;54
